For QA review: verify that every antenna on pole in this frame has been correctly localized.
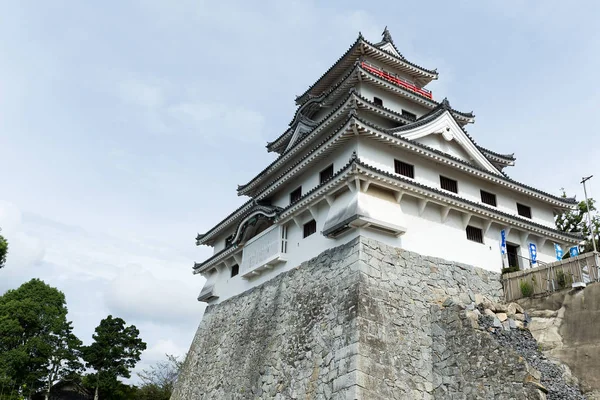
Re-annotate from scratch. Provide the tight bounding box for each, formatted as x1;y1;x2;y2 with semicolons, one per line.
581;175;597;253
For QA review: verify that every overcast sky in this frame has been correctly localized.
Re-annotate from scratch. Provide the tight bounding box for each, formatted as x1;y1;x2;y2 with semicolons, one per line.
1;0;599;380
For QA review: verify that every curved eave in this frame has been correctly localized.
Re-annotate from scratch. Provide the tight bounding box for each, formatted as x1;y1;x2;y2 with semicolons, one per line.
352;118;576;208
357;67;473;124
275;157;580;244
296;36;438;106
480;148;516;164
239;94;360;196
254;114;576;209
196;200;254;246
193;245;241;274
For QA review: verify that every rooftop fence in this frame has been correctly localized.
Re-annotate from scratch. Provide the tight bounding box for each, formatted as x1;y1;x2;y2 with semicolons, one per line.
503;251;600;302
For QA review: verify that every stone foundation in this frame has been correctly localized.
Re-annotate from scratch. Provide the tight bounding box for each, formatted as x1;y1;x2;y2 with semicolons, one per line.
173;237;541;399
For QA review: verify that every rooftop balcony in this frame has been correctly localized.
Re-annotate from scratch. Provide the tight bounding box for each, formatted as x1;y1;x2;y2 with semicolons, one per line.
361;62;433;99
240;225;287;278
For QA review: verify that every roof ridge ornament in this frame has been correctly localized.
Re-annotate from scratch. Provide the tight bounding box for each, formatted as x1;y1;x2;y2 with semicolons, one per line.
382;26;393;43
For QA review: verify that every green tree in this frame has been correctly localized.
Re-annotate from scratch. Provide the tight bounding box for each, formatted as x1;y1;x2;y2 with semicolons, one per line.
82;316;147;400
0;279;81;399
0;228;8;268
43;320;84;400
555;189;600;253
135;354;184;400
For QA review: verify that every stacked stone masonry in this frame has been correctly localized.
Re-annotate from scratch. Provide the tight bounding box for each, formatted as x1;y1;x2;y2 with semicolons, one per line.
173;237;548;399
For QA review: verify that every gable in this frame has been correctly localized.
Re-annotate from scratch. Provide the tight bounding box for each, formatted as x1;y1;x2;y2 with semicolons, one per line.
378;42;402;58
414;135;473;163
399;111;502;174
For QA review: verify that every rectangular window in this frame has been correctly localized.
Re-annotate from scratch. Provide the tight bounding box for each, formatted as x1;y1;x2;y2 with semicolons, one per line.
440;176;458;193
319;164;334;184
373;97;383;106
290;187;302;204
402;110;417;120
394;160;414;179
303;220;317;238
480;190;497;207
231;264;239;277
517;203;532;219
466;226;484;244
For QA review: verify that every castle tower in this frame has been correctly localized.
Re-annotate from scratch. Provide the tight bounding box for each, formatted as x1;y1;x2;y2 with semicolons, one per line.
194;29;579;305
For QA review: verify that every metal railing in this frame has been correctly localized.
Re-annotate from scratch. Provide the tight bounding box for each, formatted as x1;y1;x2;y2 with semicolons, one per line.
503;252;600;302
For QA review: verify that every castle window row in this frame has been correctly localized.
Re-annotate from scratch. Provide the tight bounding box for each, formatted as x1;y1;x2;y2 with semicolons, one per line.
393;159;533;219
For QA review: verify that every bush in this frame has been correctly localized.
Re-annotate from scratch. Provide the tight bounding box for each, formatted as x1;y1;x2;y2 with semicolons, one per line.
501;266;520;275
520;280;534;297
556;270;572;289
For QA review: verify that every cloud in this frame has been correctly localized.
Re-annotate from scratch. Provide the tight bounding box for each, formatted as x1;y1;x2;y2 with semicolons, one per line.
0;201;45;270
104;264;203;325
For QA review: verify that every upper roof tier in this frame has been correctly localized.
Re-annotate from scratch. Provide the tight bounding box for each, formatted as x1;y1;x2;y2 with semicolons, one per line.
295;29;438;106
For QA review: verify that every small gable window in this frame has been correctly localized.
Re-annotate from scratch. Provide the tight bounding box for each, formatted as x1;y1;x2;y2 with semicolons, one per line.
394;160;414;179
320;164;334;184
290;187;302;204
517;203;532;219
440;176;458;194
303;220;317;238
373;97;383;106
231;264;239;277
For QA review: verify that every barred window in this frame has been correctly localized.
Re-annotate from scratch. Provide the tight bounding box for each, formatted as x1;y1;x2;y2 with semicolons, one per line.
303;220;317;238
290;187;302;204
466;226;484;244
373;97;383;106
440;176;458;193
320;164;334;184
394;160;414;179
517;203;532;219
402;109;416;120
480;190;497;207
231;264;239;277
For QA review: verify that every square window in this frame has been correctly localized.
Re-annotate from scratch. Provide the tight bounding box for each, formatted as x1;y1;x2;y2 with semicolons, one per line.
402;110;417;120
373;97;383;106
290;187;302;204
320;164;334;184
480;190;497;207
394;160;414;179
440;176;458;193
303;220;317;238
517;203;532;219
231;264;239;277
466;226;484;244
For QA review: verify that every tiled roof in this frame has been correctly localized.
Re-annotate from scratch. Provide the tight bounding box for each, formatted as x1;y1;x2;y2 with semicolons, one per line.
353;115;576;205
295;32;438;105
195;199;254;246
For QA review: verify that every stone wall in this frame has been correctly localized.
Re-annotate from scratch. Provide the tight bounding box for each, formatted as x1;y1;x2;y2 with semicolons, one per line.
172;236;536;399
519;283;600;398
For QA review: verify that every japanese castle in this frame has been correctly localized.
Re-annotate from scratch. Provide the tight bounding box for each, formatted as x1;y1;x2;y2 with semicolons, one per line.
195;29;579;303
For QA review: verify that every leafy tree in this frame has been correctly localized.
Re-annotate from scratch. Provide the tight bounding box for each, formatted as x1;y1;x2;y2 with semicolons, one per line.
43;320;84;400
82;316;147;400
0;279;81;400
0;228;8;268
555;189;600;253
136;354;184;400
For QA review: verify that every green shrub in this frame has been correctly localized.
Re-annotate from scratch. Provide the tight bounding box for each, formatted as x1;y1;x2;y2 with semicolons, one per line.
501;266;520;275
556;270;572;289
520;280;534;297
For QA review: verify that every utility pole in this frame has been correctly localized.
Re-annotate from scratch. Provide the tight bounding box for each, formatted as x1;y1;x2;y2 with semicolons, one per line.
581;175;597;253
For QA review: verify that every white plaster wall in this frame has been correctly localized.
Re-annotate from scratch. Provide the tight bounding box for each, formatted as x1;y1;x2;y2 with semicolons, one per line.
357;81;429;118
207;200;360;303
270;140;358;209
356;137;557;228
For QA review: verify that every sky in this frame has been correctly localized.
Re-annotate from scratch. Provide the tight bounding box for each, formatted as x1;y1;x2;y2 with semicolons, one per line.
1;0;599;381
